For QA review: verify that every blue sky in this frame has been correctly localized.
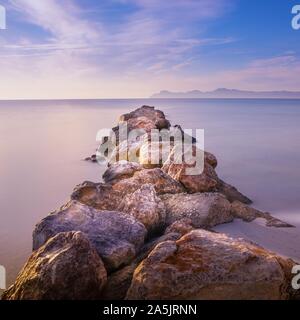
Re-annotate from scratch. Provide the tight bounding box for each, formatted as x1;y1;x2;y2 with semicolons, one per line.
0;0;299;98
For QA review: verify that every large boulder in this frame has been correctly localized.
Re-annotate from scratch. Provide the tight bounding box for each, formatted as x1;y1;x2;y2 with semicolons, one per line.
118;184;166;233
161;193;233;228
112;168;186;195
2;232;107;300
126;229;296;300
33;201;147;271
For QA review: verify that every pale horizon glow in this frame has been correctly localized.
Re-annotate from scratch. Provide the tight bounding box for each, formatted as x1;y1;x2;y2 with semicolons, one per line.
0;0;299;99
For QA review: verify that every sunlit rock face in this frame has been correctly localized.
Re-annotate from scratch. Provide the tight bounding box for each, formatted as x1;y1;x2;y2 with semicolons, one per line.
126;229;296;300
2;232;107;300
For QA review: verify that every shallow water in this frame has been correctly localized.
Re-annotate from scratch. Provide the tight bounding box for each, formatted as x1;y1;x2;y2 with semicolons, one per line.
0;98;300;287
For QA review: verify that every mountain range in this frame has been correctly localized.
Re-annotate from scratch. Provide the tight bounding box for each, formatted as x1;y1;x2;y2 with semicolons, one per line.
150;88;300;99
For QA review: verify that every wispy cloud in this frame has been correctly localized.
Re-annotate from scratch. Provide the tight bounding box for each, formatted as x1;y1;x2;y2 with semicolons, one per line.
2;0;297;98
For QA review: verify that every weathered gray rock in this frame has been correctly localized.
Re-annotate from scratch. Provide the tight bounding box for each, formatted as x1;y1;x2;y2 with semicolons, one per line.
118;184;166;233
33;201;147;271
126;229;296;300
112;168;186;195
103;161;143;184
2;232;107;300
231;201;294;228
161;193;233;228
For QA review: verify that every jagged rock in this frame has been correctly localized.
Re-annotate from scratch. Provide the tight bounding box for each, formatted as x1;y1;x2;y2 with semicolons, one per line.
33;201;147;271
217;179;252;204
71;181;122;211
164;218;194;237
2;232;107;300
231;201;294;228
112;168;186;195
161;193;233;228
126;229;296;300
103;161;143;184
118;184;166;233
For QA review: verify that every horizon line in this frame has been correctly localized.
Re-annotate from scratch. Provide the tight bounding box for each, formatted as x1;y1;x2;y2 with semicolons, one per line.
1;97;300;102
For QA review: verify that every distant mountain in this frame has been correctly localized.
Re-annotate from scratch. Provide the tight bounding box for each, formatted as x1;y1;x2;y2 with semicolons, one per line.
150;88;300;99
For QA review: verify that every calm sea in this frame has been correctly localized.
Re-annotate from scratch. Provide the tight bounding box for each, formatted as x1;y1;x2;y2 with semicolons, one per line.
1;98;300;287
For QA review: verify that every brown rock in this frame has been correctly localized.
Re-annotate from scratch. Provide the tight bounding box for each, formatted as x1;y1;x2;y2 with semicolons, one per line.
102;264;137;300
126;229;296;300
162;145;219;193
164;218;194;237
205;151;218;169
2;232;107;300
119;105;168;125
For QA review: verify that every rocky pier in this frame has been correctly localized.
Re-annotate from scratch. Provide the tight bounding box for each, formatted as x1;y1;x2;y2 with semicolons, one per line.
2;106;298;300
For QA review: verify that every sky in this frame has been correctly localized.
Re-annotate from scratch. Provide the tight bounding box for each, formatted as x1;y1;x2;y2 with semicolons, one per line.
0;0;299;99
